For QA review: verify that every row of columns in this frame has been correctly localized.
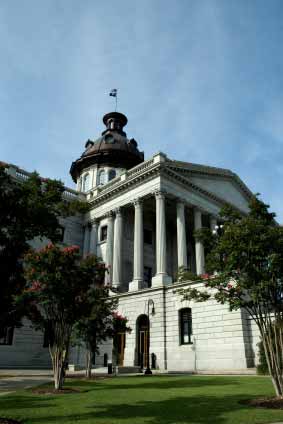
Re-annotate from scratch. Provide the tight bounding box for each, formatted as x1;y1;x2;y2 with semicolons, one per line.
83;191;217;290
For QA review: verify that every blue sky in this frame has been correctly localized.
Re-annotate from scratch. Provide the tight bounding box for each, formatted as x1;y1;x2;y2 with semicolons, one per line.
1;0;283;221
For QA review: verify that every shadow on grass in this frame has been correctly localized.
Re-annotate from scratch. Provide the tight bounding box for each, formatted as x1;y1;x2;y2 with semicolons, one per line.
66;375;242;391
0;395;56;411
16;394;261;424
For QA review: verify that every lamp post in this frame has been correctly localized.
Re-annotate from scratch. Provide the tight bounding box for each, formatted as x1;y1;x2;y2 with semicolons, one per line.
144;299;155;375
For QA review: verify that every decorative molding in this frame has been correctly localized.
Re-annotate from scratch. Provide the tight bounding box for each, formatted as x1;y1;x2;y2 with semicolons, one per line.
154;189;167;200
105;211;115;219
132;197;143;207
114;207;123;216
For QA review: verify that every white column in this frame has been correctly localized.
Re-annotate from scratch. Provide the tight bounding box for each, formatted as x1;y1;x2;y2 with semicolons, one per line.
83;224;90;257
177;201;187;269
210;216;217;233
112;208;123;289
129;199;144;291
194;208;205;275
105;212;114;285
152;191;172;287
89;219;98;255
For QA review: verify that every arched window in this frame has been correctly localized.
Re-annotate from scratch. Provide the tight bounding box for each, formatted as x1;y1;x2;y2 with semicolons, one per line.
83;173;90;192
108;169;116;181
179;308;192;345
98;170;105;185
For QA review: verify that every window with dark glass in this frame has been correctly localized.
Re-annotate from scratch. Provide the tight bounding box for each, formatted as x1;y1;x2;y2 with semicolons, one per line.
0;327;14;345
144;229;153;245
108;169;116;181
100;225;108;242
144;266;152;287
179;308;192;344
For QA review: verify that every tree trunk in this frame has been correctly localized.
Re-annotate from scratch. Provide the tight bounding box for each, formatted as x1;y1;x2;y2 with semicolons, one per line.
260;323;283;397
49;324;71;390
85;348;92;379
52;349;65;390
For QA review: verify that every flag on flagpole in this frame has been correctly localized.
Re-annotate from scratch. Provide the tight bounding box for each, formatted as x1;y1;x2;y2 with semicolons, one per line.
109;89;117;97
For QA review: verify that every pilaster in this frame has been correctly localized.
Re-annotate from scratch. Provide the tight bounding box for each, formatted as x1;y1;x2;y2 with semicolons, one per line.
89;219;98;255
83;224;90;257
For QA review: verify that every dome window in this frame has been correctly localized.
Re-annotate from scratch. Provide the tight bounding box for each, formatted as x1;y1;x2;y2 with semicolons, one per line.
82;173;90;192
98;169;106;186
109;169;116;181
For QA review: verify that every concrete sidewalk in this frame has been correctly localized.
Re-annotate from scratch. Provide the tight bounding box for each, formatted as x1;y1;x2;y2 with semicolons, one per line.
0;375;53;395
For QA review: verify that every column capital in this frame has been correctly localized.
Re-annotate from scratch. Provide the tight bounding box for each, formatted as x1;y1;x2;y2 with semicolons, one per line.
105;211;115;219
132;197;143;207
154;190;166;200
177;199;185;208
83;221;91;229
114;207;123;216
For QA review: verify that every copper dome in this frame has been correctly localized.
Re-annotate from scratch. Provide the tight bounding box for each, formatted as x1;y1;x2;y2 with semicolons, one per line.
70;112;144;182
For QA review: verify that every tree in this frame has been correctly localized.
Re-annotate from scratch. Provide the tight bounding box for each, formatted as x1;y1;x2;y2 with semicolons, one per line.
22;244;106;390
73;288;118;379
178;196;283;396
0;163;87;333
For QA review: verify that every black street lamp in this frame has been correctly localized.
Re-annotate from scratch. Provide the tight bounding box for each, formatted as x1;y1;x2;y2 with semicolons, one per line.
144;299;155;375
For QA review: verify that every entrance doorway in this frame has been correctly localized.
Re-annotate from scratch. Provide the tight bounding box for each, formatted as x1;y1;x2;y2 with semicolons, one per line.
116;332;125;366
136;315;149;368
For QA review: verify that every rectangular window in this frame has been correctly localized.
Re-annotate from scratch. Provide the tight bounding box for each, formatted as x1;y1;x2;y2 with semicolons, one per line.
144;266;152;288
0;327;14;345
100;225;108;242
144;229;153;245
180;308;192;345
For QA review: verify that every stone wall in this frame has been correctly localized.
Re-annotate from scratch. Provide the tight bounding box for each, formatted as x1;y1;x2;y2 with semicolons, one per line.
114;281;258;372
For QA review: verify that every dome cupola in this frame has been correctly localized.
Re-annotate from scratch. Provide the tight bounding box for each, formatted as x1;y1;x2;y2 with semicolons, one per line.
70;112;144;185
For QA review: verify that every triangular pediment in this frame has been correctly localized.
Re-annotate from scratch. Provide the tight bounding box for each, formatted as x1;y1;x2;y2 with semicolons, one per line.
167;161;252;213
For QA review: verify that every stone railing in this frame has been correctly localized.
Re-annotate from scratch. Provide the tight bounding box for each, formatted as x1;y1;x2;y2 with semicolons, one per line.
5;164;83;200
87;154;165;200
126;157;155;178
15;168;30;181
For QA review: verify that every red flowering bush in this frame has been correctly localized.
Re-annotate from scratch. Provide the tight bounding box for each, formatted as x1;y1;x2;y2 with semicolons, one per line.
21;243;106;390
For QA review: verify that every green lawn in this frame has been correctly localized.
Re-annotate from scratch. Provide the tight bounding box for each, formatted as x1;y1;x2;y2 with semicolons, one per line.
1;375;283;424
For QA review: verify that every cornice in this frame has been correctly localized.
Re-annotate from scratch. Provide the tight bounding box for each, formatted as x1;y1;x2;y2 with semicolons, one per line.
167;162;253;201
86;157;250;215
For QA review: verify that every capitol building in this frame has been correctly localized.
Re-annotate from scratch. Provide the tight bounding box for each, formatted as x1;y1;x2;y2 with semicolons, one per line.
0;111;258;373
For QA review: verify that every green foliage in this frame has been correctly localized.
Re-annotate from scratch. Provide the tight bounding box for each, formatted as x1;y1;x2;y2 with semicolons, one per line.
22;243;106;388
176;267;200;282
179;196;283;395
22;244;106;328
73;288;118;361
0;164;87;331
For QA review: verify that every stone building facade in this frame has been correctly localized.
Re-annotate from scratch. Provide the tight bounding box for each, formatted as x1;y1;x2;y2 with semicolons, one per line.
0;112;258;372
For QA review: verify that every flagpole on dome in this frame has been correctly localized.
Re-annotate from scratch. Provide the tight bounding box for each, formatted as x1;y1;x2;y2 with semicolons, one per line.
109;89;118;112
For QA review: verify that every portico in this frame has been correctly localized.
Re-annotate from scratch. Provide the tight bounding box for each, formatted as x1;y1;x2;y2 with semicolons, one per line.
82;188;219;292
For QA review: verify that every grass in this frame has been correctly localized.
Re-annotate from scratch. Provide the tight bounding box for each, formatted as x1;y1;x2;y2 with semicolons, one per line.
1;375;283;424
